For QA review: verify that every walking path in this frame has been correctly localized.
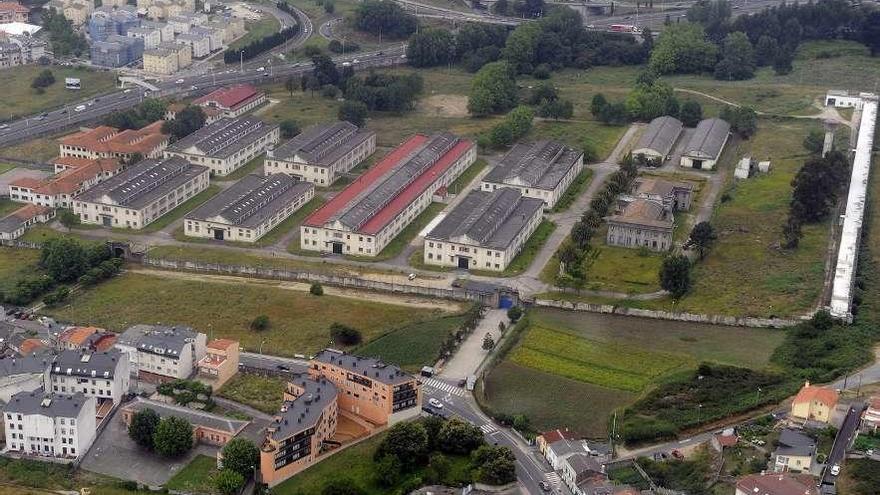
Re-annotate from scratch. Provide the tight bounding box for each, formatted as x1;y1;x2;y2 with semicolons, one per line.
674;88;853;127
440;308;508;380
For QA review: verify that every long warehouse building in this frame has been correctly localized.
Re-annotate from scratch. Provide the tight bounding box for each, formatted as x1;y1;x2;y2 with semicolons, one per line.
300;133;476;257
830;93;878;321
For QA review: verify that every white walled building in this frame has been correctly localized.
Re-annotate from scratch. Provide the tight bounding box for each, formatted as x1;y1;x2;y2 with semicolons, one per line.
481;140;584;209
825;90;864;109
679;118;730;170
265;121;377;186
126;25;161;49
301;133;475;257
424;188;543;272
163;117;280;176
4;391;97;460
0;357;50;403
115;324;207;382
48;350;130;406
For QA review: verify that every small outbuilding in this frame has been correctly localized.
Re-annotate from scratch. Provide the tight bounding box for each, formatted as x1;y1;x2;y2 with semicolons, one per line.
632;116;683;165
679;118;730;170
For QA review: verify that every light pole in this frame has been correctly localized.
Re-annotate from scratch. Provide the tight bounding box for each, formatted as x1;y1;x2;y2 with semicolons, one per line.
240;50;244;73
259;339;267;354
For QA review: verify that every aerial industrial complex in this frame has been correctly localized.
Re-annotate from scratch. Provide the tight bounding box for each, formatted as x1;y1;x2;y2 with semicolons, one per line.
163;117;280;176
481;140;584;209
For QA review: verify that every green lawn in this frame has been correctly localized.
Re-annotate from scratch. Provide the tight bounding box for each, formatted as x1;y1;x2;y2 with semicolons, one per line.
447;158;487;195
0;136;62;162
217;373;287;414
0;247;41;293
229;15;281;51
354;312;467;371
584;244;665;294
0;163;16;175
139;185;221;233
0;66;117;121
552;169;593;212
45;271;451;357
166;455;219;494
0;199;22;217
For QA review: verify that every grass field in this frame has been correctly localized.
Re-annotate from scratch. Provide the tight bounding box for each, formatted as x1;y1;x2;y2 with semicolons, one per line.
0;136;63;162
355;312;467;371
552;169;593;212
0;163;15;175
0;199;21;217
0;66;117;121
584;244;664;294
0;247;41;293
217;373;287;414
229;15;282;51
45;272;450;356
166;455;219;494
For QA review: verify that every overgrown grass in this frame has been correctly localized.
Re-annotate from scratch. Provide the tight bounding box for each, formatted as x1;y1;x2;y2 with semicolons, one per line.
0;198;22;216
473;220;556;278
0;247;41;294
586;244;664;294
0;136;62;162
355;313;466;371
0;66;116;121
552;169;593;212
0;163;16;175
229;15;282;51
217;373;287;414
446;158;487;195
166;455;219;494
139;185;221;233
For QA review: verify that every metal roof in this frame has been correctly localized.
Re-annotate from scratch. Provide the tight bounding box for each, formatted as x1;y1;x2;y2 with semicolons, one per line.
312;349;415;386
0;355;50;377
269;375;337;442
124;397;248;434
5;391;91;418
426;188;543;250
682;118;730;160
271;122;375;167
186;174;313;228
634;116;683;157
117;324;201;358
76;156;208;209
168;117;277;159
484;140;583;190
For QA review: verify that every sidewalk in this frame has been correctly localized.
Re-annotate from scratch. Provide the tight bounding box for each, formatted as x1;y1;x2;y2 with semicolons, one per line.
440;308;508;380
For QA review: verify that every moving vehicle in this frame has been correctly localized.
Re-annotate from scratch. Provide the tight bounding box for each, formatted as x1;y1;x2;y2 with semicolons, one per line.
830;464;840;476
257;66;265;71
75;105;86;112
610;24;643;34
539;481;551;492
0;124;8;130
428;398;443;409
176;78;185;84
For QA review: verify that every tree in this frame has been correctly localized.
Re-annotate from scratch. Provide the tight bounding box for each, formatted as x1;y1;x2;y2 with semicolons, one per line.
754;35;779;66
714;31;755;80
324;0;334;13
215;469;244;495
322;478;366;495
528;82;558;105
686;0;731;42
721;106;758;139
679;100;703;127
689;221;717;259
310;282;324;296
42;8;88;57
251;315;270;331
507;306;522;322
129;408;160;450
31;69;56;90
803;128;825;155
153;416;193;457
482;333;495;350
221;438;259;478
427;452;451;482
284;76;299;96
374;421;429;468
58;209;80;231
406;29;456;68
162;105;206;140
330;322;362;345
437;417;485;455
570;221;593;250
43;286;70;306
772;48;794;75
649;23;718;75
626;78;678;121
590;93;608;117
468;61;518;116
353;0;418;39
790;151;850;223
472;446;517;485
659;255;691;298
338;100;368;127
311;54;340;86
374;455;401;487
538;99;574;120
782;216;803;249
40;237;88;282
862;11;880;57
280;119;301;139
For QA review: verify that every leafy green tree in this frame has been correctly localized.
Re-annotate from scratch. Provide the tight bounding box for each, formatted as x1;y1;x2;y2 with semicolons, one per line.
538;99;573;120
502;22;541;73
714;31;756;80
472;446;517;485
507;306;523;322
215;469;244;495
679;100;703;127
803;128;824;155
686;0;731;42
221;438;259;478
773;48;794;75
626;78;678;121
528;82;558;105
374;421;429;468
310;282;324;296
40;238;88;282
330;322;362;345
42;8;88;57
280;119;301;139
689;221;717;259
482;333;495;350
31;69;56;90
659;255;691;298
251;315;270;331
721;106;758;138
406;28;456;68
129;408;160;450
649;23;718;75
284;76;300;96
324;0;334;13
338;100;368;127
862;11;880;57
162;105;206;140
437;417;485;455
353;0;418;39
42;286;70;306
427;452;452;482
58;209;81;231
590;93;608;117
153;416;194;457
754;35;779;66
322;478;366;495
374;455;401;487
311;54;340;86
468;61;518;116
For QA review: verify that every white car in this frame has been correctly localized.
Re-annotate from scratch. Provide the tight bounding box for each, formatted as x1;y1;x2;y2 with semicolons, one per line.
830;464;841;476
428;398;443;409
74;105;86;112
176;78;185;84
257;66;265;71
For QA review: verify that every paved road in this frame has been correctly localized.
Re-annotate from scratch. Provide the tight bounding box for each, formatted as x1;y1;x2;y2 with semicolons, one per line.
821;403;866;486
239;351;309;373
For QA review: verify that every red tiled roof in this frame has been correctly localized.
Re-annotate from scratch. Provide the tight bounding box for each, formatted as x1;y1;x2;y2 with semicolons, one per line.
207;338;237;350
9;177;43;189
715;434;738;448
736;473;818;495
60;126;118;148
793;383;838;409
869;396;880;410
193;84;261;111
541;428;575;444
58;326;101;347
23;158;121;197
0;2;29;13
54;156;123;174
60;122;167;156
6;204;51;221
19;339;46;355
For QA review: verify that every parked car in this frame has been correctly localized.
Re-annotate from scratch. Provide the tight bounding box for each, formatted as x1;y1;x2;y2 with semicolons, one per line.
671;450;684;459
457;378;467;387
830;464;841;476
428;398;443;409
539;481;551;492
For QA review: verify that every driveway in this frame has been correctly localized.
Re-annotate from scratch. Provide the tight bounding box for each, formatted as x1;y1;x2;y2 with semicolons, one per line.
440;308;507;380
81;406;218;486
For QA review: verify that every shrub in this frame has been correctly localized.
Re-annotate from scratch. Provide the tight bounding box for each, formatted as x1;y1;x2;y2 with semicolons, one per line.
310;282;324;296
330;322;362;345
506;306;522;322
251;315;270;331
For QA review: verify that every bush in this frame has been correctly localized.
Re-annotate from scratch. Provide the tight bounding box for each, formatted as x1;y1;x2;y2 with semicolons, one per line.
330;322;362;345
215;469;244;495
251;315;270;331
506;306;522;322
532;63;551;79
310;282;324;296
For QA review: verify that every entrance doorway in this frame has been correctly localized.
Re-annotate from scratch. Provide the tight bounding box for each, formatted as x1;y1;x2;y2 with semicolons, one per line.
102;216;112;227
458;256;470;269
332;242;344;254
692;159;704;170
214;229;224;241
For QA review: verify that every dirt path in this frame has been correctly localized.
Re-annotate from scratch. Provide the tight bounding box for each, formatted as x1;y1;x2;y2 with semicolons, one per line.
673;88;853;127
127;267;465;313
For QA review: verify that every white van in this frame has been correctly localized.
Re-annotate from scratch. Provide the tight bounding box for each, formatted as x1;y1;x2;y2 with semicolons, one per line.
74;105;86;112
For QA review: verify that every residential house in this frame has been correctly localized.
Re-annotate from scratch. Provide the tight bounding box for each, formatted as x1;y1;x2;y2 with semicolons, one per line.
47;349;131;405
193;84;267;119
121;397;247;446
56;326;103;350
537;428;576;456
791;381;839;424
197;339;239;389
481;140;584;209
0;356;50;403
115;324;207;382
3;391;97;460
126;25;161;49
862;396;880;433
772;429;816;473
735;473;819;495
8;157;124;208
559;453;610;495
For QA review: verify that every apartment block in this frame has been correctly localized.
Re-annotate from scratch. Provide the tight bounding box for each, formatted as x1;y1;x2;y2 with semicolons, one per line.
126;25;161;49
115;324;207;382
72;156;209;229
197;339;239;389
301;133;475;257
48;349;130;405
164;117;280;176
4;392;96;460
265;121;376;186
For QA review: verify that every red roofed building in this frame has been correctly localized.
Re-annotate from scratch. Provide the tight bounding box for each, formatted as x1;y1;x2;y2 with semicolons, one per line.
0;2;29;23
57;326;103;350
192;84;266;119
19;338;47;355
735;473;818;495
59;121;169;161
791;381;839;424
8;157;124;208
300;133;476;257
165;102;223;126
537;428;576;455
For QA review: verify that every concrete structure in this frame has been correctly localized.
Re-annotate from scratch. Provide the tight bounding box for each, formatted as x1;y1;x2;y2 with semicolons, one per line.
121;397;247;446
139;0;195;21
824;90;863;109
0;32;45;67
0;2;29;23
9;157;123;208
772;429;816;473
61;124;170;160
0;357;50;403
115;324;207;382
190;26;220;52
126;25;161;49
679;118;731;170
606;199;673;251
141;19;174;41
309;349;421;427
0;38;19;67
175;31;209;57
632;116;683;164
164;117;280;177
735;473;819;495
184;174;314;242
861;396;880;433
536;428;576;456
193;84;267;119
265;122;376;186
790;382;839;424
424;188;543;272
45;0;93;27
73;156;209;229
830;93;878;321
197;339;239;389
4;391;96;460
545;438;591;471
0;204;54;240
91;34;143;67
633;177;692;212
48;349;130;405
0;21;40;35
88;6;139;42
143;40;190;73
259;375;338;487
301;133;475;257
481;140;584;209
559;453;607;495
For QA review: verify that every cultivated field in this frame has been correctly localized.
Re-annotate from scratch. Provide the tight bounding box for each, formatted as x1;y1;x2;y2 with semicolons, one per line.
355;312;466;371
217;373;287;414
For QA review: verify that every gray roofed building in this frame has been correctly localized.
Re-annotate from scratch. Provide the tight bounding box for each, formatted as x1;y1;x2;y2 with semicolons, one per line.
0;355;50;377
606;198;674;252
312;349;414;386
482;141;584;209
50;349;124;379
187;174;313;229
268;375;337;442
164;117;280;177
115;324;206;380
774;429;817;457
75;156;208;210
633;116;683;161
680;118;730;170
123;396;248;437
5;391;90;417
268;122;377;180
117;324;199;358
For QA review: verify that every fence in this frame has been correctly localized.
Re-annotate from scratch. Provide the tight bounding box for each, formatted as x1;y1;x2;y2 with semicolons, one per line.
0;239;41;249
142;257;504;305
532;298;803;329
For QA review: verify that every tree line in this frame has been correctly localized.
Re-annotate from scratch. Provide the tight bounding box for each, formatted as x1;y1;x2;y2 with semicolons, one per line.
105;99;167;130
783;150;849;248
353;0;418;40
224;24;300;63
44;8;88;58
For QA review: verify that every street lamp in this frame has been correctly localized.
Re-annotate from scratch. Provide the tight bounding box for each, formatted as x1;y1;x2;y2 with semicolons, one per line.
259;339;267;354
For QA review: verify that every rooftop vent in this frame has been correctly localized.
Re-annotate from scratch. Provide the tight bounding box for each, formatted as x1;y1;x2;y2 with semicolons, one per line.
40;398;52;407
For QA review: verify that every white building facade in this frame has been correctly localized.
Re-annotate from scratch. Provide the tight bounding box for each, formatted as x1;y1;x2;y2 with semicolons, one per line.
4;392;97;460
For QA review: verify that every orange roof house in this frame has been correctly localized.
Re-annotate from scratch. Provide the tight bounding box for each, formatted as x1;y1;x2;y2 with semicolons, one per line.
58;326;103;350
791;381;839;424
8;157;124;208
59;122;169;160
